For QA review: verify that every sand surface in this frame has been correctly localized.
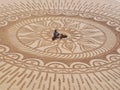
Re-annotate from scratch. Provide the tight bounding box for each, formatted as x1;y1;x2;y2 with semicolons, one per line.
0;0;120;90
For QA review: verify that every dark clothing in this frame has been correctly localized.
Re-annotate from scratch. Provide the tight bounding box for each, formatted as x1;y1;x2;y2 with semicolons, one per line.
54;31;59;38
52;30;59;41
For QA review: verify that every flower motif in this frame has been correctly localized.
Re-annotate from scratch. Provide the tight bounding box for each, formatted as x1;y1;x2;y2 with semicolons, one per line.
17;18;106;54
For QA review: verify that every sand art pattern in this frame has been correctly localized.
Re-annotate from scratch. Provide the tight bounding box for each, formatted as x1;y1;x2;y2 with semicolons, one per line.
0;0;120;90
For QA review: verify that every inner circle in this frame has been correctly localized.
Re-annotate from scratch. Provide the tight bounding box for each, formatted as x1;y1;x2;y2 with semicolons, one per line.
17;18;106;53
7;16;117;60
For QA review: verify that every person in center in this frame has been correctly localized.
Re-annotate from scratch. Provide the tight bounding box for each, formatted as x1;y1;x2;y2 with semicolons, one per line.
52;29;67;41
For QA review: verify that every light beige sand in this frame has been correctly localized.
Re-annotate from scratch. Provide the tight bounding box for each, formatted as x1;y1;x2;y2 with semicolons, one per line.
0;0;120;90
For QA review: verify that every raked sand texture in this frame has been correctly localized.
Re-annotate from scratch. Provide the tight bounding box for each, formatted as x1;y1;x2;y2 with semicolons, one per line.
0;0;120;90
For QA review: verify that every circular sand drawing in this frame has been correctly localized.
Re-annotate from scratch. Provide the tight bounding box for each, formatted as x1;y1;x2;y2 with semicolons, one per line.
0;0;120;90
7;17;116;60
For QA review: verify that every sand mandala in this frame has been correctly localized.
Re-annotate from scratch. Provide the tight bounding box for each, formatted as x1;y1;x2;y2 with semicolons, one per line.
0;0;120;90
7;16;116;60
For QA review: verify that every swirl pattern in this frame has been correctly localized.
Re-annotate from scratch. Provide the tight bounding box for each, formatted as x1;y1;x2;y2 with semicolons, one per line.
6;17;117;60
0;0;120;90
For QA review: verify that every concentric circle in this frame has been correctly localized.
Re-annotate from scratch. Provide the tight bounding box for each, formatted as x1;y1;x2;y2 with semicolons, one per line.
7;16;117;60
0;0;120;89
